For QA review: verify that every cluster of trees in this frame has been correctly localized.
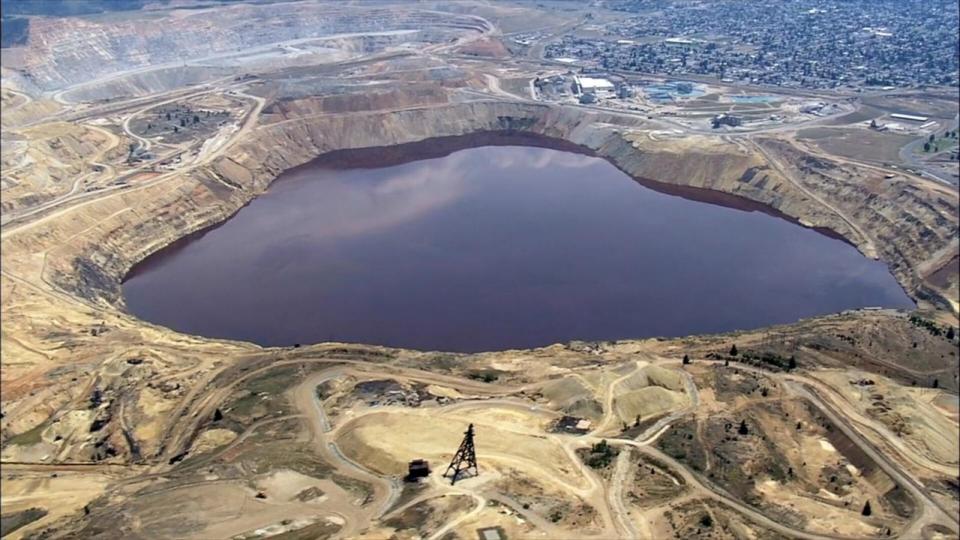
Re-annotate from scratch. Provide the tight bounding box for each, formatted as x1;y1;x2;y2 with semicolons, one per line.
142;108;221;135
683;344;798;371
923;131;959;152
585;439;619;469
467;370;499;383
908;315;954;339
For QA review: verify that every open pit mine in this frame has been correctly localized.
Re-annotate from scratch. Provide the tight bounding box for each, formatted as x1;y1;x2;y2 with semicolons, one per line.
1;1;958;539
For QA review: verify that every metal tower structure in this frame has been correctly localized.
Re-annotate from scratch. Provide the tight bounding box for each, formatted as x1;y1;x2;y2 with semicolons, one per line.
444;423;477;485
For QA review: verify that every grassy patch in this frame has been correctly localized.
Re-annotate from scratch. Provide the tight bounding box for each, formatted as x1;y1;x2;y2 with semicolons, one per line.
331;473;374;504
243;366;301;395
656;420;707;472
385;481;428;514
223;366;300;420
383;499;434;532
1;508;47;538
261;521;341;540
916;135;959;155
239;441;334;479
6;422;46;446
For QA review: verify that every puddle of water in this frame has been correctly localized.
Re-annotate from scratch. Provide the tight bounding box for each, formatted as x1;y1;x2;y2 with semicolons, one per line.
643;82;705;101
124;135;913;352
730;95;781;104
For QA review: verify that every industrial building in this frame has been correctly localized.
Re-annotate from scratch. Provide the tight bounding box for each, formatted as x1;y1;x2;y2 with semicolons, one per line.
890;113;929;122
405;459;430;481
575;75;616;98
477;527;506;540
712;113;743;128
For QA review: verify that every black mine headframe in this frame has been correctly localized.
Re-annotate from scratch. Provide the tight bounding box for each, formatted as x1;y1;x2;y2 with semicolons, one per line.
444;423;478;485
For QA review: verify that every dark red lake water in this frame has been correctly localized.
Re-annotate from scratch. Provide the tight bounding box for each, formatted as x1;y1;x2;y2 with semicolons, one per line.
123;136;914;351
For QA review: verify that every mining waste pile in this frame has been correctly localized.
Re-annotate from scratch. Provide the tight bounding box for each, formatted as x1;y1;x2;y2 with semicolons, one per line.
0;1;957;539
124;135;913;351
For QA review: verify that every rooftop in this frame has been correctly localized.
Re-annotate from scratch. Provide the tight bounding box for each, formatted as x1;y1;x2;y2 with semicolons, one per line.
576;76;614;89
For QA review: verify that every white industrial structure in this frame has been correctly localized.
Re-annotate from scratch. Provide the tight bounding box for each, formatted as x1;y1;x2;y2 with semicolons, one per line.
890;113;929;122
575;76;615;98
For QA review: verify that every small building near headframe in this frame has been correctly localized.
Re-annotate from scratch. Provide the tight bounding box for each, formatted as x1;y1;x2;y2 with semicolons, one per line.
406;459;430;481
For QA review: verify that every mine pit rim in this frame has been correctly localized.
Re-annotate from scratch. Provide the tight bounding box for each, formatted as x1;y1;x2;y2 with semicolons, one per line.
118;129;917;350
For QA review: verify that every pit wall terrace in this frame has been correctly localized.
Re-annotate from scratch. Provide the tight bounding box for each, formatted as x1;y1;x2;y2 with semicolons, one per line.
8;100;953;317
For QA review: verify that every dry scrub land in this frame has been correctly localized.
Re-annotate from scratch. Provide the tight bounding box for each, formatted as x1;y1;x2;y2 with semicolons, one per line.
1;1;958;539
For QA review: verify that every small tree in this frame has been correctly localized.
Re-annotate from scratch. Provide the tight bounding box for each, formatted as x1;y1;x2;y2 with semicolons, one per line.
862;500;872;516
724;358;729;367
924;142;931;152
682;354;690;365
788;356;797;370
869;119;877;129
947;327;955;340
634;414;641;427
729;344;738;357
738;420;749;435
932;378;939;389
587;439;618;469
929;133;936;143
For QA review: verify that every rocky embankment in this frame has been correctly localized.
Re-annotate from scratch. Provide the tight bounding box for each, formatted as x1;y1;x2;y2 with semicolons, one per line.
0;5;490;91
24;98;955;313
1;95;957;468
